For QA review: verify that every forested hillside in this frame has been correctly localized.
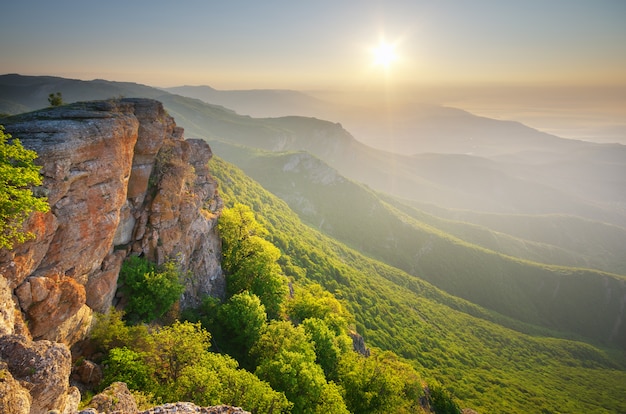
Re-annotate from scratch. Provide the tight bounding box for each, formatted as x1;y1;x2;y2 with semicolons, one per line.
208;156;626;413
207;141;626;349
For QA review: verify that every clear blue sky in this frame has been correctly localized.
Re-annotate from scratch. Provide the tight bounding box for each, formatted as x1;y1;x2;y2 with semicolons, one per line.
1;0;625;89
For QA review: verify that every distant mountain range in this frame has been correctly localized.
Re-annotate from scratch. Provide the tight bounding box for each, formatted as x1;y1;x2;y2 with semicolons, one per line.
164;85;327;119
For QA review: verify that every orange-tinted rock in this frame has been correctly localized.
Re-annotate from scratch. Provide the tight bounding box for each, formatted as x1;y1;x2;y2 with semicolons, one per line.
0;98;224;414
0;276;15;336
26;276;86;340
88;382;137;414
1;98;224;345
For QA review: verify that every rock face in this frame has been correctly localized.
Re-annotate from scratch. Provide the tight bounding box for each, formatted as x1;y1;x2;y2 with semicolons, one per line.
1;98;223;343
0;99;224;412
0;335;76;414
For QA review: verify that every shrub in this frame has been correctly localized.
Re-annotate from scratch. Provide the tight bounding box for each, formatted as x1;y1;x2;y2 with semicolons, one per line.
119;256;185;323
0;125;49;249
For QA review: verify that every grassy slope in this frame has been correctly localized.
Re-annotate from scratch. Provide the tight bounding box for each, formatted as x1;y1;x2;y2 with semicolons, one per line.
210;156;626;413
208;142;626;349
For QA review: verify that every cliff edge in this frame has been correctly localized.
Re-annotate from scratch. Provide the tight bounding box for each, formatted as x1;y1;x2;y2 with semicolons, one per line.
0;99;224;413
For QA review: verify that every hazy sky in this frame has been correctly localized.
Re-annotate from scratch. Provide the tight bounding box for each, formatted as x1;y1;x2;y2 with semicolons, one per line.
1;0;625;90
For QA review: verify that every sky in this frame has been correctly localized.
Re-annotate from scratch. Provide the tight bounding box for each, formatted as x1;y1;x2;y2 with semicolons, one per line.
1;0;625;90
2;1;625;142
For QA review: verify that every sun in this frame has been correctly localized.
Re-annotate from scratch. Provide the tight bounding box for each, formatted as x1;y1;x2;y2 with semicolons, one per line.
371;41;398;68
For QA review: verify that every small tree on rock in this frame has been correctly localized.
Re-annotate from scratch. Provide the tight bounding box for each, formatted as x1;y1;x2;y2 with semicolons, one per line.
48;92;63;107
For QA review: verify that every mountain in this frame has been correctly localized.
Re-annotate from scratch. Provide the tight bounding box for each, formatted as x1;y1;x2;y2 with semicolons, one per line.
338;102;587;157
205;143;626;348
164;85;327;118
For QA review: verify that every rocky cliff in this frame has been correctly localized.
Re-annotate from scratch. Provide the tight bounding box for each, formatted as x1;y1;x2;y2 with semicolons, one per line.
0;99;224;413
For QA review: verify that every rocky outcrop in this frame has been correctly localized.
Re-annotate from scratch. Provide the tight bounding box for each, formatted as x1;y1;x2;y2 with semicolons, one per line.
0;99;224;412
0;335;77;414
138;403;251;414
86;382;138;414
0;361;32;414
0;98;223;344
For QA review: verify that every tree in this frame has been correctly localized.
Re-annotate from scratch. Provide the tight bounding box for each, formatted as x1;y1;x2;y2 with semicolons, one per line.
148;321;212;385
217;291;267;369
338;349;425;414
429;383;462;414
118;256;185;323
96;317;291;414
218;203;288;318
102;347;156;392
0;125;49;249
285;283;351;334
48;92;63;107
252;320;349;414
301;318;352;381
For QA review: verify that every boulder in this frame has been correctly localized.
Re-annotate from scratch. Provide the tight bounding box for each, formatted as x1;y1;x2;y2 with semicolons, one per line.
87;382;137;414
0;335;74;414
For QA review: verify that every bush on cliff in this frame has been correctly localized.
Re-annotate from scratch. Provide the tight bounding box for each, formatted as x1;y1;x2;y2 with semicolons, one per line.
0;125;49;249
118;256;185;324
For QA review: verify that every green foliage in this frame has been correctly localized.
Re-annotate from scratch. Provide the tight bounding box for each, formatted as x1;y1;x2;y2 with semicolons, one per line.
253;322;348;414
338;349;425;414
0;125;49;249
218;144;626;348
103;347;155;391
219;203;288;318
47;92;63;107
216;292;267;369
301;318;351;382
118;256;185;323
428;383;462;414
90;308;150;352
149;321;212;385
209;156;626;413
284;283;351;334
94;317;291;414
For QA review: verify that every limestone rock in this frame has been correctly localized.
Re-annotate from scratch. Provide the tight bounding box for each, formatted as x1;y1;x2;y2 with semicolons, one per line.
0;276;15;336
0;335;73;414
63;386;82;414
87;381;137;414
0;362;32;414
0;98;225;414
349;330;370;357
71;359;103;388
139;402;251;414
25;275;87;340
1;98;224;344
42;304;93;345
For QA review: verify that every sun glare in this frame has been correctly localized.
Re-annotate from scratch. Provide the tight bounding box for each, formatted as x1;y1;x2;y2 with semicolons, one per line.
371;41;398;68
